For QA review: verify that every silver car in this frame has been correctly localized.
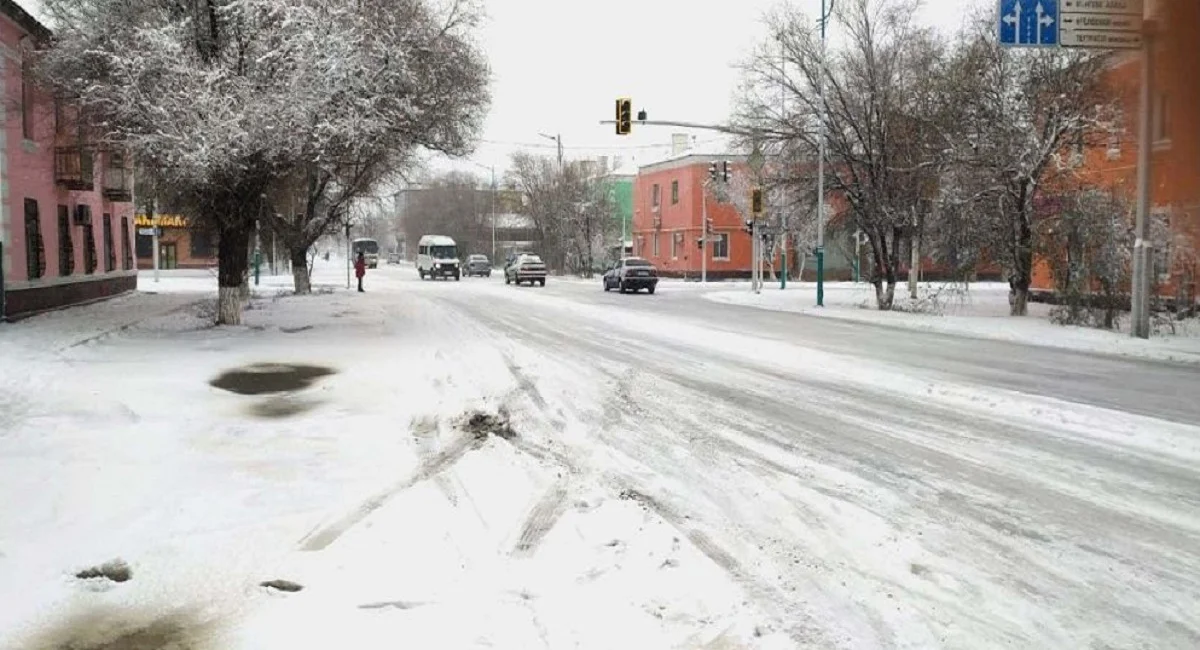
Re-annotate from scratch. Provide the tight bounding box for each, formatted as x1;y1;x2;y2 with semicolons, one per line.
505;254;547;286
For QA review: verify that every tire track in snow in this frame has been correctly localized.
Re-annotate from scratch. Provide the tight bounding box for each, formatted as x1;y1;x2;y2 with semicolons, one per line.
299;432;482;551
512;480;570;557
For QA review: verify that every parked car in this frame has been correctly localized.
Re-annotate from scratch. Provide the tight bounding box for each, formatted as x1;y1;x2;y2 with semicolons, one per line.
387;252;401;265
505;254;547;286
464;254;492;277
603;257;658;294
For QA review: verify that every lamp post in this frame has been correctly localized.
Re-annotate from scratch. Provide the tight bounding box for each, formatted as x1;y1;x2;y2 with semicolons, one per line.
815;0;834;307
538;132;563;169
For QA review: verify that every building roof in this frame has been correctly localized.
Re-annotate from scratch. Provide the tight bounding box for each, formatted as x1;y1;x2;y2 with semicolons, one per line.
2;0;52;41
493;213;535;229
418;235;456;246
637;152;748;175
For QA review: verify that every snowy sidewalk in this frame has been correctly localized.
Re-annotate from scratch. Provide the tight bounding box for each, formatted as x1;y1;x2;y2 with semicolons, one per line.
704;282;1200;365
0;266;783;650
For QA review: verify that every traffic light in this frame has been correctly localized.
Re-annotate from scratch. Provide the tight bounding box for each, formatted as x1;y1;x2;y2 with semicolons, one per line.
722;160;731;182
705;217;714;234
751;187;763;215
708;163;718;182
615;98;632;135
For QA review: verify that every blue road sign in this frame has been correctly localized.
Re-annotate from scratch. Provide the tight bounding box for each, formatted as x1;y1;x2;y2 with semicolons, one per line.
999;0;1059;48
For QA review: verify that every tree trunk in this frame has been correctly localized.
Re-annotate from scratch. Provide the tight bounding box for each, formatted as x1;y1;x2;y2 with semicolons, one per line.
217;223;251;325
874;279;897;310
291;246;312;294
1010;199;1034;316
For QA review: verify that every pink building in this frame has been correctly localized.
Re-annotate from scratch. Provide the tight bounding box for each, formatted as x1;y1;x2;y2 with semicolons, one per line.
1;0;135;320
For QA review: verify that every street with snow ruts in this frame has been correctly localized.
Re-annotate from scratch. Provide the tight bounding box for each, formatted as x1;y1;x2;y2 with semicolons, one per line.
1;260;1198;649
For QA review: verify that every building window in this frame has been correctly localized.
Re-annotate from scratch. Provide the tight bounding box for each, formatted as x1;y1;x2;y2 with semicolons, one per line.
24;199;45;280
58;205;75;276
652;184;660;208
671;180;679;205
103;213;116;272
652;232;660;257
121;217;133;270
712;233;730;260
671;232;679;259
84;219;98;274
21;61;34;140
136;233;153;259
190;227;216;258
1154;92;1170;143
1106;128;1122;160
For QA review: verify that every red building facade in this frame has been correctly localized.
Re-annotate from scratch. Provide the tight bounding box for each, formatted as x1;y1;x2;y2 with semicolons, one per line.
1;0;136;319
632;155;760;279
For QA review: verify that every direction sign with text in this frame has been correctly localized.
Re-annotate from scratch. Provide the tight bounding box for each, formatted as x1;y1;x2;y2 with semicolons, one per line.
1061;12;1142;31
1061;0;1142;15
999;0;1060;47
1060;29;1143;48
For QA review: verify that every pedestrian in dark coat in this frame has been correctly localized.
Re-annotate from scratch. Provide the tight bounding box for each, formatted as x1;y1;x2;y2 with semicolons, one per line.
354;252;366;292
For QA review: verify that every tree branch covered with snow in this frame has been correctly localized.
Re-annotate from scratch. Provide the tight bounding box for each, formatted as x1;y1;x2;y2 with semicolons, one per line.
36;0;491;310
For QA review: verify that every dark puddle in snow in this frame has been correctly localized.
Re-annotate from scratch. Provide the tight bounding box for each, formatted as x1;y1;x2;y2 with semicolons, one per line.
74;559;132;583
210;363;336;396
17;607;212;650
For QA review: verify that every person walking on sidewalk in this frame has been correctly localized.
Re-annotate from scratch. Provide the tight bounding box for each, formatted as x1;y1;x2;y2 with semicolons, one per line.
354;252;367;292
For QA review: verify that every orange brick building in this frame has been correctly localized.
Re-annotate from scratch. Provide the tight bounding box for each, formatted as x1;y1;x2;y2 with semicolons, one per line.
1036;0;1200;306
632;154;760;279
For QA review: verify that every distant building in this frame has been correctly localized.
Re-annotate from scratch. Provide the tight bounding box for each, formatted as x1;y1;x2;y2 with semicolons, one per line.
1;2;137;319
133;213;217;270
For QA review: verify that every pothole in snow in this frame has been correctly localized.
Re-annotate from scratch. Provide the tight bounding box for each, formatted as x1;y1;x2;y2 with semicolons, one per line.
260;579;304;592
74;559;132;584
460;409;516;440
209;363;335;396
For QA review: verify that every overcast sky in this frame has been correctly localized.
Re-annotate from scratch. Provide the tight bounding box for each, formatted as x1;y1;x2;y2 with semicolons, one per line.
15;0;983;185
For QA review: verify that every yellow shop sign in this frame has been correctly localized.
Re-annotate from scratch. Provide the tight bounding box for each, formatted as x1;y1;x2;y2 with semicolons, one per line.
134;214;189;228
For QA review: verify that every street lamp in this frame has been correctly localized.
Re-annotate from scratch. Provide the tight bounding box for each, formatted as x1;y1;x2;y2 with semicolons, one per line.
815;0;835;307
538;132;563;169
466;161;498;262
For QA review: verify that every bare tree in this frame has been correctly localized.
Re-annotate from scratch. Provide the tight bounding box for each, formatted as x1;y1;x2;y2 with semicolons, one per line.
507;154;615;275
736;0;947;309
36;0;489;320
1037;188;1133;328
939;17;1116;315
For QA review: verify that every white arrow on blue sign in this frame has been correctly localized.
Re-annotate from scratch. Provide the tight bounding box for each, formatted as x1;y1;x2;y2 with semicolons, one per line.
999;0;1060;48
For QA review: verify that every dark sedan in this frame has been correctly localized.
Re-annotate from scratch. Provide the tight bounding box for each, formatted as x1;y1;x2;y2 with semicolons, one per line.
464;254;492;277
603;257;658;294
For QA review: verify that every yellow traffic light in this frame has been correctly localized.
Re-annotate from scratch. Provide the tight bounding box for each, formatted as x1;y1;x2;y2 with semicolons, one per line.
751;187;763;215
616;98;632;135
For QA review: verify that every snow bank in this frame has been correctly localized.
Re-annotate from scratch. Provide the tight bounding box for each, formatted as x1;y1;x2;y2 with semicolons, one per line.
705;282;1200;364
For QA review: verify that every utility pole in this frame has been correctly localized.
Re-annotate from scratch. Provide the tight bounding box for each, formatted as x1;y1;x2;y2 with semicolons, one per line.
909;207;919;299
815;0;833;307
1131;20;1156;339
490;165;497;262
779;33;788;290
701;181;709;284
539;132;563;169
345;222;352;290
149;194;160;283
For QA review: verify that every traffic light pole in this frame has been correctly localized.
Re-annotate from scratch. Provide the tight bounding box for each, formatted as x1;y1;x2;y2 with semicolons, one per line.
701;182;709;284
815;0;831;308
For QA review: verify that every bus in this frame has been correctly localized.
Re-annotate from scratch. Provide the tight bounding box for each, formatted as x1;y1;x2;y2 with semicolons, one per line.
352;238;380;268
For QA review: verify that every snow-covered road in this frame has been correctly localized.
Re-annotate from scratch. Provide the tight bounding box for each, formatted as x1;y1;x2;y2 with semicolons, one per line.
1;263;1197;649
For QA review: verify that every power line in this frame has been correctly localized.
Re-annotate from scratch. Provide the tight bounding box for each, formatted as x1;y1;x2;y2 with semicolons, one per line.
478;137;725;151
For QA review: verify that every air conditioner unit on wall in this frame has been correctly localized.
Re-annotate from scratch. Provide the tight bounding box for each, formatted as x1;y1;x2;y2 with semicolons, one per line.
73;204;92;226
